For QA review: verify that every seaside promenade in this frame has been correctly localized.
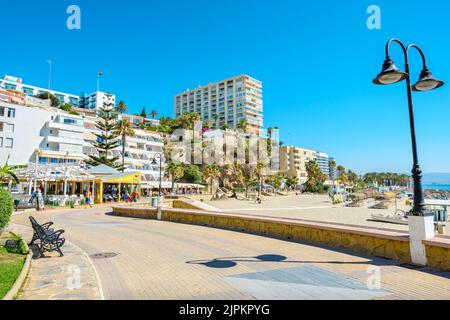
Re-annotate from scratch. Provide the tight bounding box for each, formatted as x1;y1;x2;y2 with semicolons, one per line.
10;201;450;300
206;194;450;236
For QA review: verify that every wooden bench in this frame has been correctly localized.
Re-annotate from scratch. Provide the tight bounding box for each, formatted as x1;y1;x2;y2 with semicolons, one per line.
29;216;66;257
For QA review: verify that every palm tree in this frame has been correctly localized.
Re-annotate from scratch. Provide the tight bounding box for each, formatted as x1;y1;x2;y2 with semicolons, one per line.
0;156;26;184
286;176;299;190
213;114;219;129
256;162;268;197
166;162;185;193
150;109;158;119
117;101;127;114
116;120;135;172
203;120;212;129
329;160;336;180
204;163;221;194
237;118;247;132
337;165;345;179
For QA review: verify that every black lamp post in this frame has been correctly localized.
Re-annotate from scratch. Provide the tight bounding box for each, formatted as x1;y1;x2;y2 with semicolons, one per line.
373;38;444;216
152;153;164;220
152;153;164;199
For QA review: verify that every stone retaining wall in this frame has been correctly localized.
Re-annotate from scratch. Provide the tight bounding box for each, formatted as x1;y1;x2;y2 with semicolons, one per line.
111;204;450;271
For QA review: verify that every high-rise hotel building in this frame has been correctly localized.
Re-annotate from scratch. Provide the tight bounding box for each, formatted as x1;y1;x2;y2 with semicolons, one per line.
174;75;264;134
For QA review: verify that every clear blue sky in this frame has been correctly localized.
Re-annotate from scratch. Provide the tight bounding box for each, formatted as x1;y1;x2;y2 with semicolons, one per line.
1;0;450;174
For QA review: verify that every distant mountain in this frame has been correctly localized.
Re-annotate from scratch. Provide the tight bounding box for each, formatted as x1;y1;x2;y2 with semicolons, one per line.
422;173;450;185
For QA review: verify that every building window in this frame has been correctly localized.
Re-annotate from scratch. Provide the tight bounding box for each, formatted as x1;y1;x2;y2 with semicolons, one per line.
4;138;13;148
7;108;15;118
0;137;2;147
4;123;14;133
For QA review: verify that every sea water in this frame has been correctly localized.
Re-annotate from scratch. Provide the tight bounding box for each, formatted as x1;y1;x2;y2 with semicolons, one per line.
423;184;450;191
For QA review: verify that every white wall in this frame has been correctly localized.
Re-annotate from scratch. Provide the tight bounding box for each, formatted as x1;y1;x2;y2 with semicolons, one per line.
0;102;55;165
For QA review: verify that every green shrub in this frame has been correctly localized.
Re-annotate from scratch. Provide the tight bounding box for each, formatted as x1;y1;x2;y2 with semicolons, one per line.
6;236;28;255
0;189;13;231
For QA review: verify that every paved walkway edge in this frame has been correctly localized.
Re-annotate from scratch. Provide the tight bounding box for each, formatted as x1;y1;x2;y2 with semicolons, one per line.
2;238;33;300
68;240;105;300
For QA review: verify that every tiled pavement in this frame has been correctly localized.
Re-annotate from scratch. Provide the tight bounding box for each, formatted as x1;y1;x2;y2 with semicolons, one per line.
9;223;103;300
11;207;450;300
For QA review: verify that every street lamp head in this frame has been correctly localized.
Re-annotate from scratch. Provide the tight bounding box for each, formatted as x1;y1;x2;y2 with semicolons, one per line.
412;67;445;92
373;58;408;85
151;159;158;165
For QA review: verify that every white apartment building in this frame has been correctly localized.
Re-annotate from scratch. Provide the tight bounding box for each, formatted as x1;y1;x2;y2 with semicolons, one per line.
0;100;86;166
81;91;116;110
0;75;81;107
174;74;264;134
0;98;169;189
0;75;116;111
83;114;167;189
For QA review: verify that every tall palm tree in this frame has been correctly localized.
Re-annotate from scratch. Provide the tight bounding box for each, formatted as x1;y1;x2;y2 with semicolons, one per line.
337;165;345;179
256;162;268;197
213;114;219;129
0;156;26;184
204;163;221;194
116;120;135;172
117;101;127;114
237;118;247;133
150;109;158;119
329;160;336;180
165;162;185;193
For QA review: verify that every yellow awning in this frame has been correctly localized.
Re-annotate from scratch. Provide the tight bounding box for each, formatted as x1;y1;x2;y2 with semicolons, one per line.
99;172;141;184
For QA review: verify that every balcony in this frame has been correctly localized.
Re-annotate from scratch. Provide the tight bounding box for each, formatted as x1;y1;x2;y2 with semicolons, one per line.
47;121;84;133
46;135;84;146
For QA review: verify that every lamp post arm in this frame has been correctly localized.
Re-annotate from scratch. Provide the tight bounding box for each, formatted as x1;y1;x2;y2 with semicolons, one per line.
386;38;409;64
407;44;428;68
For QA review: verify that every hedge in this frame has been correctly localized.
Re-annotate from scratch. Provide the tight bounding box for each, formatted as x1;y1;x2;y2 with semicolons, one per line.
0;189;13;231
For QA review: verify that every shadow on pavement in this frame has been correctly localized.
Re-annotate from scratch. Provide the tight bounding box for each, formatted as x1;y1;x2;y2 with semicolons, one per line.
186;254;382;269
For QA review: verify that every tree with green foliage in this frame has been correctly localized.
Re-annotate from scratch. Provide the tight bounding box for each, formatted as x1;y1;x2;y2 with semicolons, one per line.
140;106;147;118
0;188;13;231
269;174;284;190
116;119;135;172
363;172;410;187
150;109;158;119
213;114;219;129
204;163;221;194
305;160;328;193
35;92;60;107
60;103;72;113
117;101;127;114
203;120;212;129
237;118;247;133
165;162;185;193
0;156;25;184
337;165;346;179
181;164;203;184
86;104;121;169
285;176;299;190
